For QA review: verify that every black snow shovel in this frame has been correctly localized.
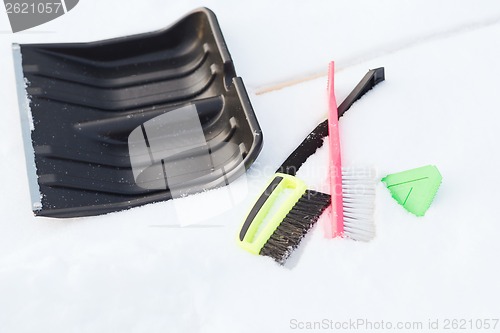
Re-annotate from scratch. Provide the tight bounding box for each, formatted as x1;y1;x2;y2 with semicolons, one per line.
13;8;263;218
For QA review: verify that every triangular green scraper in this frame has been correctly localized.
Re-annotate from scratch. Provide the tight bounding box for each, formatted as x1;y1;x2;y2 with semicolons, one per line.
381;165;442;216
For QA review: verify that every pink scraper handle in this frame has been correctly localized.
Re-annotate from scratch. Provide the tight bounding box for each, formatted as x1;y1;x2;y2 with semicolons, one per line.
326;61;344;238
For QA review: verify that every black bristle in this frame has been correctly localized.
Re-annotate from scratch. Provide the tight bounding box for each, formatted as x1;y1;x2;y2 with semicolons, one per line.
259;190;331;265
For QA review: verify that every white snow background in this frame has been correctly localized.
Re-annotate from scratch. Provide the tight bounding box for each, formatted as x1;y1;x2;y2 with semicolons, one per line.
1;1;500;332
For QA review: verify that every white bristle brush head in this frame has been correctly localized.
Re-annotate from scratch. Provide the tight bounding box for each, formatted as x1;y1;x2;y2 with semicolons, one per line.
341;167;376;242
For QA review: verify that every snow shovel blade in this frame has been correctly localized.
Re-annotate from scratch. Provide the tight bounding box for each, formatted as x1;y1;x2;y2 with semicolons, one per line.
13;8;262;218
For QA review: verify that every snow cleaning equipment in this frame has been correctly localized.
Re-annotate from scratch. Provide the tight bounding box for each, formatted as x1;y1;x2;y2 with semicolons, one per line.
238;67;385;264
13;8;262;218
382;165;442;216
326;61;376;242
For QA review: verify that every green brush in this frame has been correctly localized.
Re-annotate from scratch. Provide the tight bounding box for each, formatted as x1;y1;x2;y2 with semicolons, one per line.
238;174;330;264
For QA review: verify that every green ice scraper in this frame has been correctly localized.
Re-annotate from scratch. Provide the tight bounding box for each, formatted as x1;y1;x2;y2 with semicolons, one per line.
382;165;442;216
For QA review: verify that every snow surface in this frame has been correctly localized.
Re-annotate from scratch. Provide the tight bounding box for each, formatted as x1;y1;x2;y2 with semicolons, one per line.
1;1;500;332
